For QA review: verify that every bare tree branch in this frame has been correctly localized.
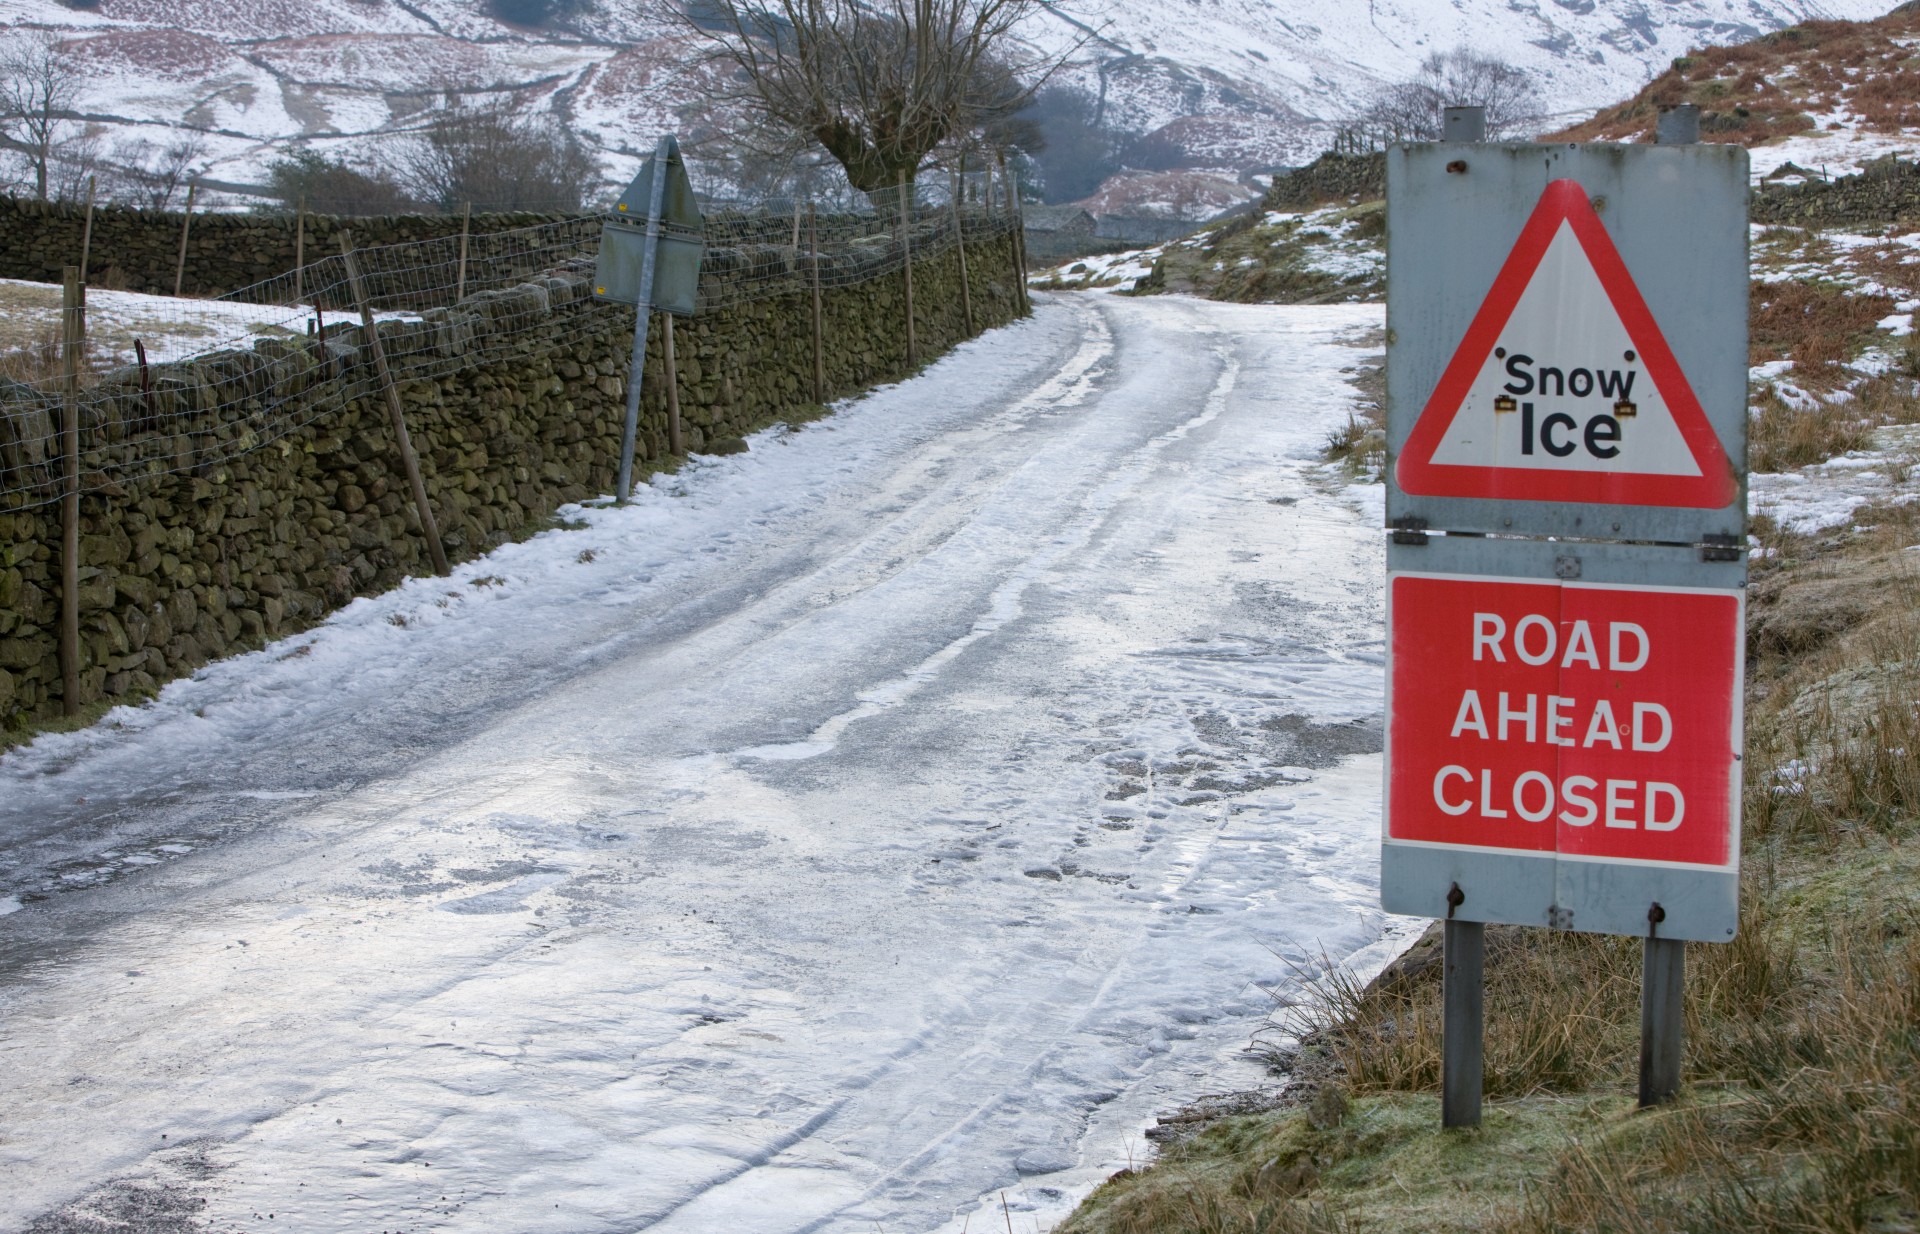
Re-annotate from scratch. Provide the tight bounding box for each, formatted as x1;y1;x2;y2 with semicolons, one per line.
392;96;604;212
682;0;1066;196
0;31;82;201
1349;48;1542;147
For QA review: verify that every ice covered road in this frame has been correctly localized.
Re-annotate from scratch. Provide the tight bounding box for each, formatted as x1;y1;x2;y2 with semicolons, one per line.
1;294;1399;1234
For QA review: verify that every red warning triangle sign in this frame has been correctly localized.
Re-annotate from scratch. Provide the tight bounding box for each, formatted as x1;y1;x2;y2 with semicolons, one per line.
1396;179;1735;508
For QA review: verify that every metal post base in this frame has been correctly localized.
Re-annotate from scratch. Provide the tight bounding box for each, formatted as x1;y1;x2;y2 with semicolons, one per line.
1442;917;1484;1128
1639;934;1685;1106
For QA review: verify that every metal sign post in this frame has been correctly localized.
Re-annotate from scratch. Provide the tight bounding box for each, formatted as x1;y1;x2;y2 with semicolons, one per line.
597;136;705;501
1381;105;1744;1124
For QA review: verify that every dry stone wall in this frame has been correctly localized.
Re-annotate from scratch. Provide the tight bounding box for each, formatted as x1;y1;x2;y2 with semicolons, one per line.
0;196;578;299
0;235;1024;735
1264;153;1387;211
1751;157;1920;228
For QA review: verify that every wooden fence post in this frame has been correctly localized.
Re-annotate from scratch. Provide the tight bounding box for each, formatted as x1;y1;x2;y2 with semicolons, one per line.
664;313;684;456
79;175;96;282
294;196;307;305
76;178;94;362
899;175;916;368
60;266;82;717
173;182;197;297
951;161;974;336
1010;166;1032;314
996;153;1023;314
340;234;450;577
456;201;472;302
808;203;825;405
312;307;330;378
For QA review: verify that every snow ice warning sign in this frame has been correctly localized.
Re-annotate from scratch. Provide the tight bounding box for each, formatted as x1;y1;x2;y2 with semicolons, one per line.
1395;178;1736;509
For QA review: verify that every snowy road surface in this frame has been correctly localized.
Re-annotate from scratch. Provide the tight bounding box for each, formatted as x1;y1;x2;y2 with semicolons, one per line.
1;294;1397;1234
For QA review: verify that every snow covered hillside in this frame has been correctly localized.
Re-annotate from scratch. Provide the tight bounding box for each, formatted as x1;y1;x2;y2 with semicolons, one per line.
0;0;1895;217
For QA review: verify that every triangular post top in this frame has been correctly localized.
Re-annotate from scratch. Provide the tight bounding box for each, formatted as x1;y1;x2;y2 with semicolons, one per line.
1395;177;1735;510
615;136;703;232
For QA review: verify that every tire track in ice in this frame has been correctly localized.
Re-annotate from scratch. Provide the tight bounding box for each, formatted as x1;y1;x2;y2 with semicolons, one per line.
730;314;1232;766
659;310;1250;1230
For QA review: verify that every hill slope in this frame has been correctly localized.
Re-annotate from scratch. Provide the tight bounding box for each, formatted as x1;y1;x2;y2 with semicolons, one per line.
0;0;1900;214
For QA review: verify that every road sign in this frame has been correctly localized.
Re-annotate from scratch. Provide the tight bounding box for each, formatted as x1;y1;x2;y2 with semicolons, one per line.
1381;568;1743;943
603;136;706;502
594;136;704;315
1386;570;1742;870
1383;119;1743;1128
1385;142;1748;544
1382;142;1748;942
1396;180;1735;510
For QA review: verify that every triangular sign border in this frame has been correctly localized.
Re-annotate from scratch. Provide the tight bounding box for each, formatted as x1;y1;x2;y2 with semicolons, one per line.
1395;178;1735;509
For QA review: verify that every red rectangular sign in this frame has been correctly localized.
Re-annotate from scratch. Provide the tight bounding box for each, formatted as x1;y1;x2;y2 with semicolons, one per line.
1388;573;1742;869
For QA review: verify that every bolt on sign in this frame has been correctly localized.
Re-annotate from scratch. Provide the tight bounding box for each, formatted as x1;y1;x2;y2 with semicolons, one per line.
1381;140;1748;945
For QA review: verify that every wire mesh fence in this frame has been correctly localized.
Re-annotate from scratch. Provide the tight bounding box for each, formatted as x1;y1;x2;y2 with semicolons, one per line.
0;193;1020;514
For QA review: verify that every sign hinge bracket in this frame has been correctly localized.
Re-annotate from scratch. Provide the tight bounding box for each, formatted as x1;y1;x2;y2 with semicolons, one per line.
1700;533;1742;563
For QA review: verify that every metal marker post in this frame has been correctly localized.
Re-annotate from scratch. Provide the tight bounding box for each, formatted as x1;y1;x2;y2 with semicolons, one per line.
1437;109;1488;1132
1442;104;1486;143
1442;886;1483;1128
615;136;672;502
1657;103;1702;146
1640;906;1685;1106
1638;105;1700;1109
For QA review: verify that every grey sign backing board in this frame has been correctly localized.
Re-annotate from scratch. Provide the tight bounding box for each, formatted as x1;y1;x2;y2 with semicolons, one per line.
1380;538;1743;943
595;136;705;314
1385;143;1748;546
614;136;703;232
594;224;702;315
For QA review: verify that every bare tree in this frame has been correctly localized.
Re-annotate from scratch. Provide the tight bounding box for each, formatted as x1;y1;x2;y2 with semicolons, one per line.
395;98;603;211
0;32;82;201
107;133;207;210
685;0;1060;199
46;126;106;203
1352;49;1540;145
265;149;417;215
